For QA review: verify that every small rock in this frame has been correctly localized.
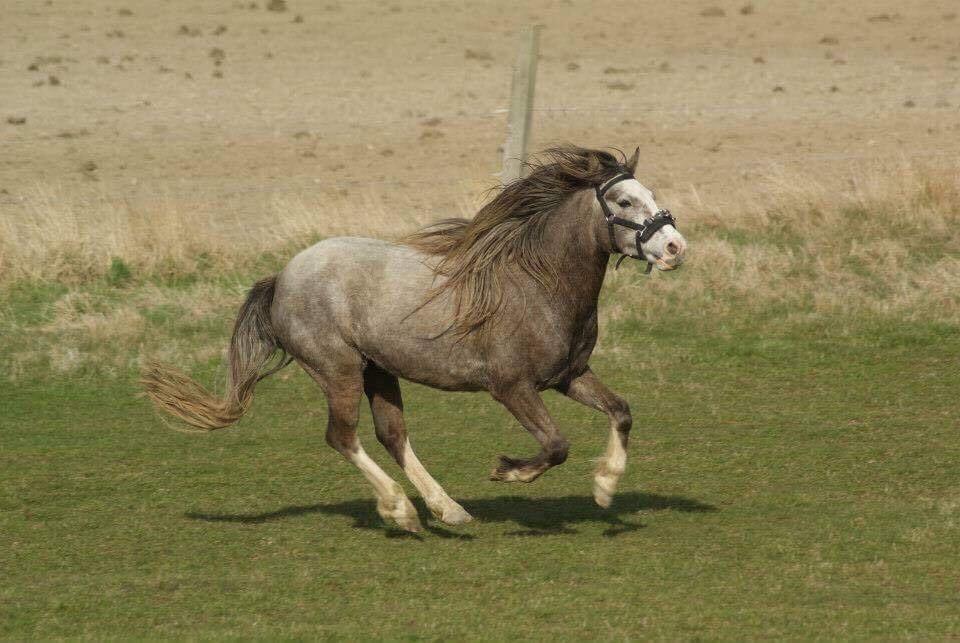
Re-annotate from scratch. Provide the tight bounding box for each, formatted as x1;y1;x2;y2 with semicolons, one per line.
903;99;915;108
48;74;60;86
740;3;755;15
266;0;287;11
421;117;442;127
6;116;26;125
753;56;765;64
819;35;839;45
700;6;725;17
772;85;785;92
566;61;580;71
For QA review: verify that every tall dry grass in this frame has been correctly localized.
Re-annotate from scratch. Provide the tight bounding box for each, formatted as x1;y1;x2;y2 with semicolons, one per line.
605;161;960;324
0;181;486;284
1;162;957;380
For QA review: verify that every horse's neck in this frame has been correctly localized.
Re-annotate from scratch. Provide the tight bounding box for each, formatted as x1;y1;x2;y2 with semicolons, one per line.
544;193;610;319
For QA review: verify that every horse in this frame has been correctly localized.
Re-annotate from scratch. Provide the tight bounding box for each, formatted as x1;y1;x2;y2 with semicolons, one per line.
142;145;688;532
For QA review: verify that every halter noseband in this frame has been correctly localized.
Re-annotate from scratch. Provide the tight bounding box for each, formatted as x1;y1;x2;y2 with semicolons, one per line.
595;171;678;272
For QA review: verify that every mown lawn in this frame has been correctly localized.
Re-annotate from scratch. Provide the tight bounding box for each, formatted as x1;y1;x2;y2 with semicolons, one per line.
2;305;958;639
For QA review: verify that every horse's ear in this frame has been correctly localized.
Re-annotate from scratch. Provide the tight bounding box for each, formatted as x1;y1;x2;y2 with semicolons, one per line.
625;147;640;174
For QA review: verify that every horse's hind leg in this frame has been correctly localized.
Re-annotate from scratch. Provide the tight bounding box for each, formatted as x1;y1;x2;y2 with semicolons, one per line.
301;359;422;532
363;364;472;526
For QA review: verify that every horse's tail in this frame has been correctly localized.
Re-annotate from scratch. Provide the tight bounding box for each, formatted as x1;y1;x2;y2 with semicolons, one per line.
141;275;290;431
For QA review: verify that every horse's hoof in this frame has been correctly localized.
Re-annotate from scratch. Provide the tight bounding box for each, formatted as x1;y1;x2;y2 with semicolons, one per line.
593;487;613;509
593;459;622;508
489;468;519;482
489;455;524;482
395;513;423;533
440;502;473;525
593;472;618;508
378;490;422;532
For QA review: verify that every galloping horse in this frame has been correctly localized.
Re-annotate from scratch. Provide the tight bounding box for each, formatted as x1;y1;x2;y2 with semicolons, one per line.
142;146;687;532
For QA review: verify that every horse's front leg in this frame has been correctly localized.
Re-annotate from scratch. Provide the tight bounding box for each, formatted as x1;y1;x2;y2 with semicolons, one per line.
556;368;632;508
489;383;570;483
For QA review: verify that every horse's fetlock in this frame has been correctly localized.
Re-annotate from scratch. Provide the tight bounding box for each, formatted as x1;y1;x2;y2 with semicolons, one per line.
547;438;570;465
611;399;632;433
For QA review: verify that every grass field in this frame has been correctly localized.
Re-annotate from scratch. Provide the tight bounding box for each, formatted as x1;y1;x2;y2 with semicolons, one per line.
3;307;959;638
3;168;960;637
4;0;959;636
1;168;958;640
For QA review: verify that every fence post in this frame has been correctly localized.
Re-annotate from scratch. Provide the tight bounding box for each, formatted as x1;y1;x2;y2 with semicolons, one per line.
501;25;542;183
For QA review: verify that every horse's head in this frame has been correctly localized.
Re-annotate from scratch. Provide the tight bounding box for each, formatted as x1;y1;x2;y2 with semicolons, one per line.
596;148;687;271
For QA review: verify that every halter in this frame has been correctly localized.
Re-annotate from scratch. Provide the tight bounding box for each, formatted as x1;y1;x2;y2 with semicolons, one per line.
595;171;678;272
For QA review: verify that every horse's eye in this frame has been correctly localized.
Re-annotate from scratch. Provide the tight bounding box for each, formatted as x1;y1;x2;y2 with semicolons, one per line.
617;200;631;208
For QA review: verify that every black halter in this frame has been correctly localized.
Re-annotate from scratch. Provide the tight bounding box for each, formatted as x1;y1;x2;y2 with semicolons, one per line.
595;171;678;272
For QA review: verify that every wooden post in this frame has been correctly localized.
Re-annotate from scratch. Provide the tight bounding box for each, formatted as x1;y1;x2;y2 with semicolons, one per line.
501;25;541;183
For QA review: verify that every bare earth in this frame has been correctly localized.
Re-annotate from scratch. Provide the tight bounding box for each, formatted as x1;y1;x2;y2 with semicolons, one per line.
1;0;958;233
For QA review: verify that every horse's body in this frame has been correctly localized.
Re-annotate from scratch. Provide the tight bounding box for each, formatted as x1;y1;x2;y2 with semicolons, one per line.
143;146;687;531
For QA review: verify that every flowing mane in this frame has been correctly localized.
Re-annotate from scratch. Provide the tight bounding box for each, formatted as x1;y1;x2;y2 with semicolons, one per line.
403;145;632;335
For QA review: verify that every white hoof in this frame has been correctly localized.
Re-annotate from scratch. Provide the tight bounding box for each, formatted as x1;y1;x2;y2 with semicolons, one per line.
593;483;614;509
427;497;473;525
593;460;623;509
377;487;422;533
440;502;473;526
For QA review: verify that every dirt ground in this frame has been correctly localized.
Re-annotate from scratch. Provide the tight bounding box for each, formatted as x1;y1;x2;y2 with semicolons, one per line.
2;0;958;231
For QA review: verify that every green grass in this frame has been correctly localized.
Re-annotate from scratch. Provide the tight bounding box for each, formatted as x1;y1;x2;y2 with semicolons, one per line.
2;300;959;639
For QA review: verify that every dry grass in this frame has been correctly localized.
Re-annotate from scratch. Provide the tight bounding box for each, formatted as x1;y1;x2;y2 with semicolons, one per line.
1;163;957;380
0;180;488;284
606;161;960;324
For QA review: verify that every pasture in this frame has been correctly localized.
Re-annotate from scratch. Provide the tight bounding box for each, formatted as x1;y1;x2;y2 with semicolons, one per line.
2;0;960;639
3;281;960;638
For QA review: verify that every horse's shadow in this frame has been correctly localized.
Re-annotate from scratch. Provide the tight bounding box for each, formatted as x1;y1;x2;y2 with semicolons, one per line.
186;491;716;539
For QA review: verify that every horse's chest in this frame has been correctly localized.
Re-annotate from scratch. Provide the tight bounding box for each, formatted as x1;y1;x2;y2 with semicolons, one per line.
538;310;599;387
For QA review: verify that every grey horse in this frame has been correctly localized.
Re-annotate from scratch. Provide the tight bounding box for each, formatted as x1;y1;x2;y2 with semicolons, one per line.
142;146;687;532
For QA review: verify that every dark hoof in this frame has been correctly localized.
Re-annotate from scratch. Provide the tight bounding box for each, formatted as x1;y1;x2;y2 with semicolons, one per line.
489;455;542;483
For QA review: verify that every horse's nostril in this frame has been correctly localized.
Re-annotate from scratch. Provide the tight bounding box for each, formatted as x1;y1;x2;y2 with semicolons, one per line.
666;241;680;256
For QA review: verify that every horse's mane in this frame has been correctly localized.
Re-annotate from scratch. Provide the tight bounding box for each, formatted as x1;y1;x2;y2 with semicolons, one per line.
403;145;633;335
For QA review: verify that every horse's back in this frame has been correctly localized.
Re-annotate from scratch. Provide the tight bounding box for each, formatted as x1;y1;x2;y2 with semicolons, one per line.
274;235;430;330
272;237;487;388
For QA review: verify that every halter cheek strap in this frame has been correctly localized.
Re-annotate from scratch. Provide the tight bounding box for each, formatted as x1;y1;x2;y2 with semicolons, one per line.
595;171;678;272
